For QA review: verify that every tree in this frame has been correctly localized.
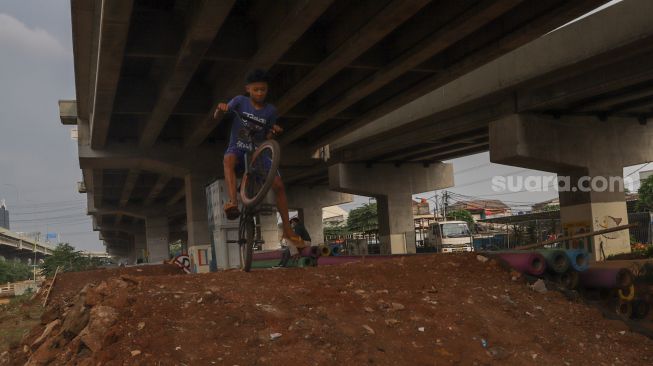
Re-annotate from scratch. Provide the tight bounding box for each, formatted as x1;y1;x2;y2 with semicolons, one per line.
446;210;475;232
346;203;378;234
40;243;98;277
324;223;348;238
0;259;32;283
637;175;653;212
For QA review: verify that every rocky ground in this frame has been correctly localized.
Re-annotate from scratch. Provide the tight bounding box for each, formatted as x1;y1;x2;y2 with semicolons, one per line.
3;253;653;365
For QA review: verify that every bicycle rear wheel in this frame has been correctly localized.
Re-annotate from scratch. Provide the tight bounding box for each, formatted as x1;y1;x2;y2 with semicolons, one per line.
240;140;281;208
239;214;255;272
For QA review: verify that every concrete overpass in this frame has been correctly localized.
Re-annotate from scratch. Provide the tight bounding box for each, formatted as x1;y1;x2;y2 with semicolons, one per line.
60;0;614;261
0;228;54;262
327;0;653;260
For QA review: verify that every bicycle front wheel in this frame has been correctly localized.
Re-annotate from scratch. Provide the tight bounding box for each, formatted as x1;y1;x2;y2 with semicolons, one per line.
240;139;281;208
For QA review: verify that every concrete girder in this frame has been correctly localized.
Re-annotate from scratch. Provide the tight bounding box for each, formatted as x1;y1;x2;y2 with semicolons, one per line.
93;222;144;235
144;175;172;206
280;0;521;144
89;202;185;220
138;0;236;148
490;114;653;172
328;0;637;151
167;187;186;206
119;169;140;207
90;0;133;149
183;0;335;147
78;143;222;178
275;0;431;116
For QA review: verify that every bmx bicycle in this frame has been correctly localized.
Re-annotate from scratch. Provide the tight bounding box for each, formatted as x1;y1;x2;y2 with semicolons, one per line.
224;110;281;272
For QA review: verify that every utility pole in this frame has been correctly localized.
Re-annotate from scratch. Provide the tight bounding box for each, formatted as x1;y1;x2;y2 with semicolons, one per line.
443;191;449;219
433;194;439;222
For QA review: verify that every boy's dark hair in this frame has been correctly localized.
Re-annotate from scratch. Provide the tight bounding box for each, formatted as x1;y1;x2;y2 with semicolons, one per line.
246;69;269;84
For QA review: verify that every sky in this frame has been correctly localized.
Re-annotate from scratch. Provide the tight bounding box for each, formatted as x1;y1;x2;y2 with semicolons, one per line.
0;0;647;252
0;1;94;249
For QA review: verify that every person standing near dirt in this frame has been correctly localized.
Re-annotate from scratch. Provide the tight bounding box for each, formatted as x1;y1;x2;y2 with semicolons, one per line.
277;217;312;267
213;69;305;254
290;217;311;245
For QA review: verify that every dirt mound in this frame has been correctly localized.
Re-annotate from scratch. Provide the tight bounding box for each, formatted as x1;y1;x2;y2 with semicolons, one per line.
4;254;653;365
45;264;184;309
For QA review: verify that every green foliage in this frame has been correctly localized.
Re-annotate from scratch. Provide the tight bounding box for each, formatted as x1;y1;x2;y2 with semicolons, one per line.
347;203;378;234
40;243;98;278
324;223;348;238
446;210;475;232
542;204;560;212
169;240;183;258
0;259;33;283
637;175;653;211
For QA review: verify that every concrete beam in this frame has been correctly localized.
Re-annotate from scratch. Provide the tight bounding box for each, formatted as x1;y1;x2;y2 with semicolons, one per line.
184;0;334;147
280;0;520;144
94;223;144;235
276;0;431;116
70;0;96;120
90;202;185;219
167;186;186;206
59;100;78;125
144;175;172;206
138;0;235;148
90;0;133;149
336;97;511;162
78;143;222;178
119;169;139;207
92;169;104;208
327;0;617;150
489;114;653;171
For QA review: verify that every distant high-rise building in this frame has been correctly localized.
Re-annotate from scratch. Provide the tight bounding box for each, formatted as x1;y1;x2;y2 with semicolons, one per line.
0;200;9;230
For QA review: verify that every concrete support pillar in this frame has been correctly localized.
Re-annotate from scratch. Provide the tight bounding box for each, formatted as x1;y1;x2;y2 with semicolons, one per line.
258;213;281;250
126;236;137;265
490;114;653;260
145;217;169;263
185;172;211;249
287;186;354;246
134;232;146;263
329;163;453;254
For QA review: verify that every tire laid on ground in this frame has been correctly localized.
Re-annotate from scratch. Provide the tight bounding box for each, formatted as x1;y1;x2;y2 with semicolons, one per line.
618;284;636;302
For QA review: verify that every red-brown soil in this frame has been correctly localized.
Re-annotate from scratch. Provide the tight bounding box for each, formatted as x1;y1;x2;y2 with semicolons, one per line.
4;254;653;365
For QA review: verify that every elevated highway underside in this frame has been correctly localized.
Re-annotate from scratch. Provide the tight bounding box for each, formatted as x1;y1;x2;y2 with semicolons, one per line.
62;0;618;257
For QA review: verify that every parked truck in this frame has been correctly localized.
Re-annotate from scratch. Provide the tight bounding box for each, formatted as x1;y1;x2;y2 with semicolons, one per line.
425;221;474;253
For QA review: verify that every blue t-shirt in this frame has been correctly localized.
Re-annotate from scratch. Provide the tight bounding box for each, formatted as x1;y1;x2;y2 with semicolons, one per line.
227;95;277;152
